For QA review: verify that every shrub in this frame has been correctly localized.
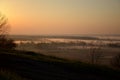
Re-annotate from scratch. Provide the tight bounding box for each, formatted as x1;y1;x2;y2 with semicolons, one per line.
0;38;16;49
111;53;120;68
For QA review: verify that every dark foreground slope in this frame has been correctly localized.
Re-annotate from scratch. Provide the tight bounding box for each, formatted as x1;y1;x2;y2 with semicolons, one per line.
0;49;120;80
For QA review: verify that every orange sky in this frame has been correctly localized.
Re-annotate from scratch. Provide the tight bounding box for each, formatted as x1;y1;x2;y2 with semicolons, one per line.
0;0;120;35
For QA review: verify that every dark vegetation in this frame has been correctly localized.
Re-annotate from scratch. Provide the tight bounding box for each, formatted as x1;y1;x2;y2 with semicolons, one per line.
108;43;120;48
0;49;120;80
0;38;16;49
0;13;16;49
111;53;120;68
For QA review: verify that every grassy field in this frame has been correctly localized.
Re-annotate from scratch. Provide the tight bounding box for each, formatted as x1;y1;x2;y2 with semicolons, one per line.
0;49;120;80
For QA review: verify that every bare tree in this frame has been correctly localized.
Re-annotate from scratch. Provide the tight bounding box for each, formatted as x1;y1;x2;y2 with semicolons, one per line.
0;12;16;49
0;12;9;39
88;41;103;64
111;53;120;68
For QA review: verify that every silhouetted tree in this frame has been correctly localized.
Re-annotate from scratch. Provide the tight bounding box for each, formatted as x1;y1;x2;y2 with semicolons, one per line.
0;13;9;38
88;41;103;64
0;12;16;49
111;53;120;68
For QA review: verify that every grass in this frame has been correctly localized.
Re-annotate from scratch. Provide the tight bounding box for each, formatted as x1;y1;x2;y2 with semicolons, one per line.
0;69;27;80
0;49;120;80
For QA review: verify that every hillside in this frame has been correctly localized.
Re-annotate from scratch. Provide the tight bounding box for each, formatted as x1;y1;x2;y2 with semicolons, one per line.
0;49;120;80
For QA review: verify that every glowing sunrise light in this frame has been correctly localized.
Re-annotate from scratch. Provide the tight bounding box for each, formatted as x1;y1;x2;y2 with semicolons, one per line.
0;0;120;35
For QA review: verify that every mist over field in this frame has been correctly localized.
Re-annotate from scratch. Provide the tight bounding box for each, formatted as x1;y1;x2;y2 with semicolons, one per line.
10;35;120;66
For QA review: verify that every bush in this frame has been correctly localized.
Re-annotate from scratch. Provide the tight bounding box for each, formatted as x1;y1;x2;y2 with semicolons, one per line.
0;38;16;49
111;53;120;68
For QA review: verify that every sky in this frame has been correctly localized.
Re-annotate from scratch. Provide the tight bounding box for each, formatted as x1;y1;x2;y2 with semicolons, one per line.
0;0;120;35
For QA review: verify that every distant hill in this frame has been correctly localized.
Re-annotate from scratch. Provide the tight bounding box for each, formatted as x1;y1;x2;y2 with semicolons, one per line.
10;35;99;40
